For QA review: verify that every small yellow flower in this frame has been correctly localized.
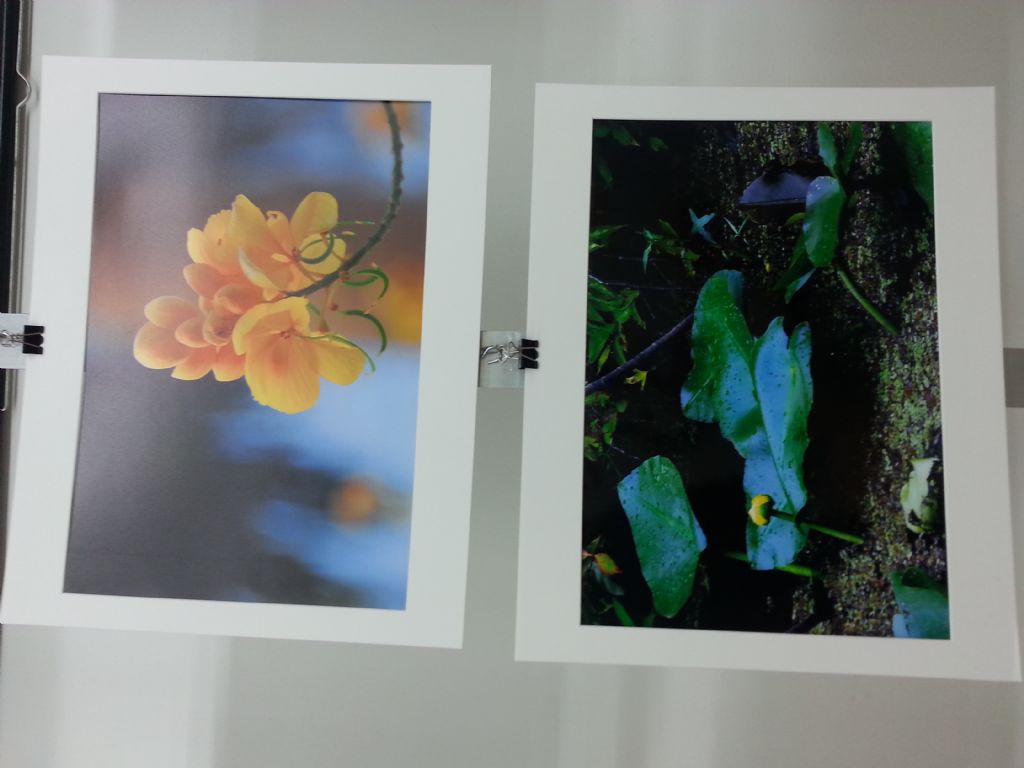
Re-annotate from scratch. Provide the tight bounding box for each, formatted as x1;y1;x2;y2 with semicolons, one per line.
748;494;772;526
228;192;346;295
232;297;364;414
133;295;245;382
133;210;258;382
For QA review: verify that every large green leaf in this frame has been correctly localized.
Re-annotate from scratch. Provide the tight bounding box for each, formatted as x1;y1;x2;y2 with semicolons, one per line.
681;271;813;568
891;121;934;214
891;567;950;639
617;456;707;618
803;176;846;267
745;516;808;571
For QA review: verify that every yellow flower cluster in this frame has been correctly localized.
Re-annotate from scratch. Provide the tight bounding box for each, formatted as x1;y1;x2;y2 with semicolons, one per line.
134;192;365;414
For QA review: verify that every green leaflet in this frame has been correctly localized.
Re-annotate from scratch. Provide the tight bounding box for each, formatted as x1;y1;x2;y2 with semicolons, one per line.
617;456;707;618
681;271;813;568
803;176;846;268
817;121;864;180
586;280;643;371
891;567;950;639
840;122;864;178
891;121;934;214
775;226;815;303
816;122;839;177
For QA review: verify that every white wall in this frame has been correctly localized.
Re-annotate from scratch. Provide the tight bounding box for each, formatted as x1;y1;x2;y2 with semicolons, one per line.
2;1;1023;766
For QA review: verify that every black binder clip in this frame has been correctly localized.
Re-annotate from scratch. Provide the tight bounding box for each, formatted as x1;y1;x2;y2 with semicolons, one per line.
478;331;540;388
0;315;44;367
518;338;539;370
0;323;43;355
21;325;44;354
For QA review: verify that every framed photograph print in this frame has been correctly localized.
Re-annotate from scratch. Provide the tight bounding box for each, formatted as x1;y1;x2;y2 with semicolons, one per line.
516;84;1020;679
0;57;490;647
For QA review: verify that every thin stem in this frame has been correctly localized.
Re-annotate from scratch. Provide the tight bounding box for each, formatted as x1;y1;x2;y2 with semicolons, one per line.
835;266;898;336
289;102;404;299
771;511;864;545
722;550;823;580
585;312;693;395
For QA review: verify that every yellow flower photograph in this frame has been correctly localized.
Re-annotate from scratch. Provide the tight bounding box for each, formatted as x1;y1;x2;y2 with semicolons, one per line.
67;93;431;610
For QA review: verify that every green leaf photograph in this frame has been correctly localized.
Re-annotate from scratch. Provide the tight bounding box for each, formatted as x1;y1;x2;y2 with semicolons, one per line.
581;119;948;638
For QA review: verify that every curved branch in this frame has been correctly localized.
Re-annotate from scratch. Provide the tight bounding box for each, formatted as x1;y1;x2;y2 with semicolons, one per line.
584;312;693;395
289;101;404;299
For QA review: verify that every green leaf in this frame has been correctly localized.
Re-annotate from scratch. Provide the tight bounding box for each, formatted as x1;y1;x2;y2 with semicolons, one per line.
617;456;707;618
298;233;338;265
344;266;390;299
774;229;815;303
891;568;950;639
899;457;940;534
596;156;613;187
611;599;636;627
784;271;814;303
688;209;717;245
594;122;610;139
594;552;621;576
817;122;839;177
586;280;641;371
746;517;808;571
641;243;652;272
648;136;668;152
892;121;934;214
343;310;388;354
589;224;625;251
658;219;680;238
680;272;813;567
840;122;864;177
803;176;846;267
611;125;639;146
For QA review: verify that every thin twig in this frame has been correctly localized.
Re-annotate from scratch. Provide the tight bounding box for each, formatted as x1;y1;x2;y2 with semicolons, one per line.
585;312;693;395
289;102;404;299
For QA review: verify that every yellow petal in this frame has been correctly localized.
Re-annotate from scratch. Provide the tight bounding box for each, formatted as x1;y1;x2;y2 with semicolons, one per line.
204;209;230;242
186;227;209;265
183;262;225;299
228;194;280;255
244;336;319;413
290;192;338;245
188;217;232;271
144;296;198;330
203;306;238;347
214;281;261;315
266;210;294;253
213;345;246;382
232;298;308;354
748;494;772;527
174;316;208;348
238;249;282;292
309;337;364;386
172;346;216;380
133;322;190;369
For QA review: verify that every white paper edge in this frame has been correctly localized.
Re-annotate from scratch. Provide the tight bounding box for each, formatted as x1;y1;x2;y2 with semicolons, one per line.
0;56;491;649
516;84;1021;681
